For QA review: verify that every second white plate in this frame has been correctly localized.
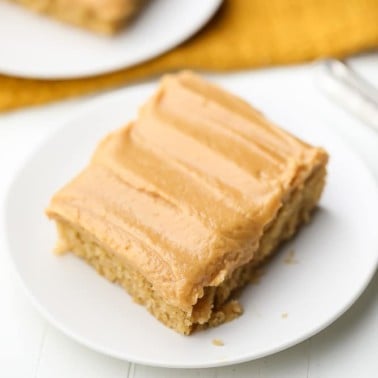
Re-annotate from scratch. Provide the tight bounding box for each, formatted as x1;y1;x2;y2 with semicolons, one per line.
3;78;378;368
0;0;222;79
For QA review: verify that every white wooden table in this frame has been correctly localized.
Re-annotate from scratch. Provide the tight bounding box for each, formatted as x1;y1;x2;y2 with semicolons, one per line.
0;55;377;378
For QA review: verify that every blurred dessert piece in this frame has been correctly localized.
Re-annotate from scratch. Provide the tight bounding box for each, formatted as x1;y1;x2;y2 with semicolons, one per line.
8;0;145;34
46;72;328;334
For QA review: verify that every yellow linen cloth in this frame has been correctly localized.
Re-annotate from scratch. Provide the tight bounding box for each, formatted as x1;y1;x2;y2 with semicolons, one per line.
1;0;377;112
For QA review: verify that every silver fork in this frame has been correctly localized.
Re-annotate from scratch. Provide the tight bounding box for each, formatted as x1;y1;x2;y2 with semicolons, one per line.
317;59;378;132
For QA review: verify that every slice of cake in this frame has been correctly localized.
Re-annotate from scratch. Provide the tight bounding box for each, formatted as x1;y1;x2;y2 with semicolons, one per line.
9;0;145;34
46;72;328;335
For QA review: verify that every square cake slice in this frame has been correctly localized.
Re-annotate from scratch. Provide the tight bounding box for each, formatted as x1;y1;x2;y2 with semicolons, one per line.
9;0;144;34
46;71;328;334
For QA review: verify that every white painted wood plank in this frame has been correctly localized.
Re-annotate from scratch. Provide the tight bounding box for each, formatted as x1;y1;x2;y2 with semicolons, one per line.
36;326;129;378
215;362;262;378
0;272;47;378
133;364;218;378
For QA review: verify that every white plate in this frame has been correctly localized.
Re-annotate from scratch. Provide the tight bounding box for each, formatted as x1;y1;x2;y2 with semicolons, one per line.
3;79;378;368
0;0;222;79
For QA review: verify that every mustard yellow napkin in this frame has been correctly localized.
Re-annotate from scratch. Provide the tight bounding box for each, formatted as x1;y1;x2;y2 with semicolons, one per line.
1;0;377;112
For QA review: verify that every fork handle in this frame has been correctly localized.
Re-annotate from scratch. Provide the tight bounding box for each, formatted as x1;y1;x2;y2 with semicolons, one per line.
318;60;378;133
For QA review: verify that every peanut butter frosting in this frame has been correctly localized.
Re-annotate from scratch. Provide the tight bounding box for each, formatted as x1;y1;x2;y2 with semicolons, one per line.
46;72;327;311
12;0;140;21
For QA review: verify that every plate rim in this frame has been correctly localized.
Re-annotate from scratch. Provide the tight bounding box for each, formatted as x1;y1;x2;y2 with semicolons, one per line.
2;86;378;369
